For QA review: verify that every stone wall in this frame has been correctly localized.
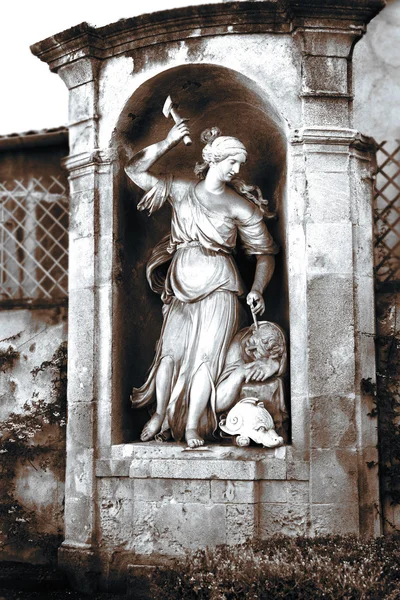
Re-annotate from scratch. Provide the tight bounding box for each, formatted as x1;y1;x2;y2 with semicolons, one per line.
0;133;68;563
0;307;67;563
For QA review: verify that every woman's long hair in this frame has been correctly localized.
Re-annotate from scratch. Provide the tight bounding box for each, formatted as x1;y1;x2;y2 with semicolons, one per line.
194;127;275;219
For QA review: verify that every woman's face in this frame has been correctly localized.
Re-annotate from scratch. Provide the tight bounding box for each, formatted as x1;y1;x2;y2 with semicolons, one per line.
214;152;246;182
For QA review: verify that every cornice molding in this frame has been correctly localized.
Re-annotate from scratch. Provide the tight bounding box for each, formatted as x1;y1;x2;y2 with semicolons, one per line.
30;1;385;72
30;3;290;72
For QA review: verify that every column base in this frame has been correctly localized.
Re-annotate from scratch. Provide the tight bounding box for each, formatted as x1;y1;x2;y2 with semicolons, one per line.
58;543;100;594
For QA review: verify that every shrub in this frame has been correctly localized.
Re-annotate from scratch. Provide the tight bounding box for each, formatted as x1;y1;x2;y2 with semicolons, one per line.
151;536;400;600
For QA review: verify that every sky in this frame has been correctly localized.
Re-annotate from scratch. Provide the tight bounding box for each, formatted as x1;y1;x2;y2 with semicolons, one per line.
0;0;220;135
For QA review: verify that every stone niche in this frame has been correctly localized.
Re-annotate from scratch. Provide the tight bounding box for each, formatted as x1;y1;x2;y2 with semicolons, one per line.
31;0;385;592
114;63;288;442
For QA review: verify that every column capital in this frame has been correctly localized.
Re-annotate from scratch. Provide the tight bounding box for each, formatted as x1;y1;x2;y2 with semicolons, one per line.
290;127;376;150
63;148;118;178
57;57;102;91
287;0;385;28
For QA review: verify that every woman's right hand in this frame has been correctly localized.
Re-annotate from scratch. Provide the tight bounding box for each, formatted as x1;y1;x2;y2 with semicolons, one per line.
166;122;191;147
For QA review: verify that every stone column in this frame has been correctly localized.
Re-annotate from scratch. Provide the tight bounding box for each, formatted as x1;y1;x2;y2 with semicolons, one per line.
289;7;381;536
55;57;120;588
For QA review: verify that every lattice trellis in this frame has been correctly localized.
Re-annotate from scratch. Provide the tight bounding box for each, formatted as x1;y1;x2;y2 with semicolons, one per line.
0;177;69;300
374;140;400;283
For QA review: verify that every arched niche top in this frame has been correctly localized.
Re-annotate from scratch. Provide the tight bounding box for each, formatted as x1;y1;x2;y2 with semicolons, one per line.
114;64;287;209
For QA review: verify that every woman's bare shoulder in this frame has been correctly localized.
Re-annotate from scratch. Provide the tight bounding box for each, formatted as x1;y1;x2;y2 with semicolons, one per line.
227;188;255;221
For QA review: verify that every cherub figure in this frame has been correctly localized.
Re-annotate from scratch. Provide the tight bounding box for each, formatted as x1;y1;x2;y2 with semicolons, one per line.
215;321;287;436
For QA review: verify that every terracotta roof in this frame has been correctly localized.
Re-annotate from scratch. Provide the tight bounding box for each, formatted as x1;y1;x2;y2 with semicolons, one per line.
0;127;68;151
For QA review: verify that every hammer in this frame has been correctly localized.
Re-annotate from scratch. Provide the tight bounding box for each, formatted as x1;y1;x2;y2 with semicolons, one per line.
162;95;192;146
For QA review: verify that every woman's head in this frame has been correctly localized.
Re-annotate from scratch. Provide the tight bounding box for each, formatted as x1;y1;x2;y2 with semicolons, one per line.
195;127;247;179
194;126;274;218
202;128;247;165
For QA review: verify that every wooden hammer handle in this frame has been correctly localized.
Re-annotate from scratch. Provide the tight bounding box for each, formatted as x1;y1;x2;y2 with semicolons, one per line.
170;108;192;146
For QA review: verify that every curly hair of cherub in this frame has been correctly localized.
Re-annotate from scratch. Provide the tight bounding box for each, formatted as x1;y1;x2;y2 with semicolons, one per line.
194;127;274;218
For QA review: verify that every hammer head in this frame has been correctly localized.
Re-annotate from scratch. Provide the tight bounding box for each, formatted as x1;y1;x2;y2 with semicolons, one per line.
162;95;174;118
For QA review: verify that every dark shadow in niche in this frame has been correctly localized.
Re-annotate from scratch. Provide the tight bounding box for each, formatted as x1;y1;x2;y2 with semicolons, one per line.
112;64;289;444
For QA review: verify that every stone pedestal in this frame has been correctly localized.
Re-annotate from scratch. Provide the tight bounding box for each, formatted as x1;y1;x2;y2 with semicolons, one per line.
31;0;385;591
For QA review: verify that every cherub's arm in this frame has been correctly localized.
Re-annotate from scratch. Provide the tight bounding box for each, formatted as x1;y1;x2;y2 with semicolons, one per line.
125;122;190;192
216;357;280;414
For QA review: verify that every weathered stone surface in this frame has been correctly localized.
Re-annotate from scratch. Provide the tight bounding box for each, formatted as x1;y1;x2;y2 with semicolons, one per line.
286;448;310;481
67;288;95;404
211;480;257;504
66;403;95;453
64;496;94;545
310;396;356;448
307;275;355;397
287;481;310;504
131;501;226;555
99;495;134;546
96;459;131;477
306;151;349;173
58;58;100;90
226;504;257;545
127;442;283;461
135;479;210;503
260;503;309;537
303;56;348;95
260;481;287;503
311;503;359;535
68;236;96;292
310;449;358;505
69;191;95;241
307;171;351;223
98;477;133;501
98;478;135;546
302;97;350;127
129;458;286;481
260;481;309;504
306;222;353;275
288;395;310;458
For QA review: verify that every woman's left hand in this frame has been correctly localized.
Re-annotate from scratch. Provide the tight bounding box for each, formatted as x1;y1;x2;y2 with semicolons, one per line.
246;290;265;315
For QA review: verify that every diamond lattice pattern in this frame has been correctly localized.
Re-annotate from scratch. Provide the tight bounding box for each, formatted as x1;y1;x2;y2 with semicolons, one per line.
374;140;400;283
0;177;68;300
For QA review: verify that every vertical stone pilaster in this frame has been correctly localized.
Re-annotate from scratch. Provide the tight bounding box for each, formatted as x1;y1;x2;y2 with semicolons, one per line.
290;12;381;535
59;147;119;585
55;56;121;585
349;138;380;536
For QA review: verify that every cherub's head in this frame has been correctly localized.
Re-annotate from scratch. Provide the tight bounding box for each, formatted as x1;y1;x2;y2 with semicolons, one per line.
244;322;286;365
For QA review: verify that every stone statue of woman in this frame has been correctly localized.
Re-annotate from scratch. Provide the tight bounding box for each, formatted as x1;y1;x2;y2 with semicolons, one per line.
125;122;279;448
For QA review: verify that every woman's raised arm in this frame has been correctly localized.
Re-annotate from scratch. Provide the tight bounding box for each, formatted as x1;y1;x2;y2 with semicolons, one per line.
125;122;190;192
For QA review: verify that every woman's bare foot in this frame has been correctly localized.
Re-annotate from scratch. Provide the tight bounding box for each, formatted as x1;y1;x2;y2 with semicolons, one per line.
185;428;204;448
140;413;164;441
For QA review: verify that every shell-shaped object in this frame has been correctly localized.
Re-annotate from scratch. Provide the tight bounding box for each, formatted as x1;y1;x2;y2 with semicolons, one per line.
219;410;244;434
